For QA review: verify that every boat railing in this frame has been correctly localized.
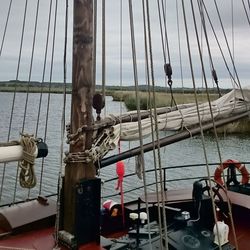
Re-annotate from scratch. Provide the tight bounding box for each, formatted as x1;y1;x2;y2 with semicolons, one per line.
102;161;250;201
1;161;250;208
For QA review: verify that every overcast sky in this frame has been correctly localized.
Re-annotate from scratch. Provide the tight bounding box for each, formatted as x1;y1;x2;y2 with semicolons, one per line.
0;0;250;89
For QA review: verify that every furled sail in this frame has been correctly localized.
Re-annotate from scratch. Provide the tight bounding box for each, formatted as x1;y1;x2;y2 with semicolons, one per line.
111;88;250;141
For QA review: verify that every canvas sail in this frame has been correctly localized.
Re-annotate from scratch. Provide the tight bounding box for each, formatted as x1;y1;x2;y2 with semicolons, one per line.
110;88;250;141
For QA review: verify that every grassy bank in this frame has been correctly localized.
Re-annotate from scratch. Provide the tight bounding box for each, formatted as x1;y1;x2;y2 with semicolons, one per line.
111;91;219;110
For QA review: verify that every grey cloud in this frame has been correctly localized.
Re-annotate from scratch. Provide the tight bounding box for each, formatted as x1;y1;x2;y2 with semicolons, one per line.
0;0;249;88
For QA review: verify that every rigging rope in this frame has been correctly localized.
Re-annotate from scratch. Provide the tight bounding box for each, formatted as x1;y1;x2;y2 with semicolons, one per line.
201;1;239;88
19;0;41;199
33;0;53;195
144;0;169;248
156;0;177;108
242;0;250;27
175;0;184;97
204;0;248;124
128;0;153;247
213;0;243;93
54;0;68;247
39;0;59;195
185;1;239;248
102;0;106;116
35;0;53;137
197;0;221;97
93;0;97;89
21;0;41;132
0;0;29;203
182;1;223;248
142;0;164;247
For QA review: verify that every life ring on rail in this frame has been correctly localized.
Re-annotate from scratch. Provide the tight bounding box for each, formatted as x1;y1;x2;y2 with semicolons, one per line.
214;159;249;186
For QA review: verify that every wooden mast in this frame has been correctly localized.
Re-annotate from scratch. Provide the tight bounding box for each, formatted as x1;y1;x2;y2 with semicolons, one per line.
63;0;95;234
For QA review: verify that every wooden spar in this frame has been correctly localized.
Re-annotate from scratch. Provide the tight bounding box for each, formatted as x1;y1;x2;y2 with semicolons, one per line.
63;0;95;233
0;145;24;163
100;111;250;167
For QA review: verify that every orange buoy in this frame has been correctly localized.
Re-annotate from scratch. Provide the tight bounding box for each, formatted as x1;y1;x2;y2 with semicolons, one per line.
214;159;249;185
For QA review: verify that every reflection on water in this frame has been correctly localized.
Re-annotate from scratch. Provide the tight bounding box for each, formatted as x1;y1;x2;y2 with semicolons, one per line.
1;92;250;205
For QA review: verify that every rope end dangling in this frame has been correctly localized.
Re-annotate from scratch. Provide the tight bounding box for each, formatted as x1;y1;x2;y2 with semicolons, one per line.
115;160;125;226
115;161;125;190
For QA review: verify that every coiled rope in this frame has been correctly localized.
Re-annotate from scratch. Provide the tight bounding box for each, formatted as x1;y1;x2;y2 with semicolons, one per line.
19;134;37;189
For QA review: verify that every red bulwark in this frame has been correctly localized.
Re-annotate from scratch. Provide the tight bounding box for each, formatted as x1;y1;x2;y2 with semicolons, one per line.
0;227;55;250
0;227;105;250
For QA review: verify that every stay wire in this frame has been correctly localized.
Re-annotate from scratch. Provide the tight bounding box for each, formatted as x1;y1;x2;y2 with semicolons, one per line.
145;0;169;248
175;0;184;94
39;0;59;194
93;0;97;89
22;0;41;199
160;0;171;64
0;0;13;57
13;0;40;198
36;0;53;194
156;0;175;106
212;0;247;112
141;1;164;248
156;0;167;64
159;0;178;108
102;0;106;116
119;0;123;133
35;0;53;137
0;0;15;202
197;0;221;97
181;1;223;249
241;0;250;26
201;1;239;88
1;0;29;204
190;1;238;249
128;1;153;248
213;0;243;91
21;0;41;134
231;0;235;85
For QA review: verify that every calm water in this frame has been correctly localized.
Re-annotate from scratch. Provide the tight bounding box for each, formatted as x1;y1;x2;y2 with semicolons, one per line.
1;92;250;205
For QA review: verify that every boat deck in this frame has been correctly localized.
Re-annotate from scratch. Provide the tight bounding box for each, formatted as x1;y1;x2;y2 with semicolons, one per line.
0;227;105;250
0;189;250;250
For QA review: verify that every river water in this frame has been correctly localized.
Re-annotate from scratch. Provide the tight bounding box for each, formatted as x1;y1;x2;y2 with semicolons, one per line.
1;92;250;205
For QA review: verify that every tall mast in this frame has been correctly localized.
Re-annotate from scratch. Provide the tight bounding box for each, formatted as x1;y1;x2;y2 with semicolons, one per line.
63;0;95;234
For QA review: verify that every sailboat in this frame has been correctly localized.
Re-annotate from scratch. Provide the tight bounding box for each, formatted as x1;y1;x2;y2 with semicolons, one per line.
0;0;250;249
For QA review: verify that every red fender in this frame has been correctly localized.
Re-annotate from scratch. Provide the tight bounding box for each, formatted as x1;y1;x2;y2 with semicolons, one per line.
214;159;249;185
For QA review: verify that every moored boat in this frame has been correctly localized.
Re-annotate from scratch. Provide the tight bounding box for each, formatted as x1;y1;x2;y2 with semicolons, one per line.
1;0;250;249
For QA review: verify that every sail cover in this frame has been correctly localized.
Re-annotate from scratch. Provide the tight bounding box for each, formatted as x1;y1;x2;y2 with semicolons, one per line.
110;88;250;141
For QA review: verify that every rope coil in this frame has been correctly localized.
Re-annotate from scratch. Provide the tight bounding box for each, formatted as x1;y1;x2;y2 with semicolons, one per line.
19;134;37;189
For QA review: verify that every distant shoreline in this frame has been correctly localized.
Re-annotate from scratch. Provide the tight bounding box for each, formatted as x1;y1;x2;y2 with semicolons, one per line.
0;83;248;133
0;85;71;94
0;80;232;94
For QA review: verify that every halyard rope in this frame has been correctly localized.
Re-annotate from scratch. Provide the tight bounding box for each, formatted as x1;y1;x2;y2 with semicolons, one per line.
128;0;153;247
